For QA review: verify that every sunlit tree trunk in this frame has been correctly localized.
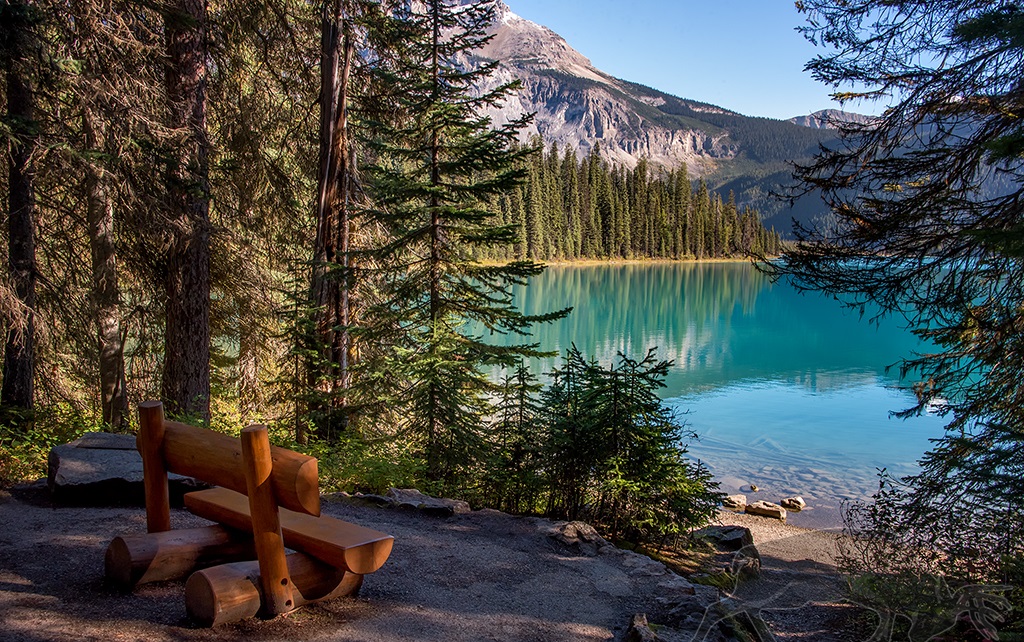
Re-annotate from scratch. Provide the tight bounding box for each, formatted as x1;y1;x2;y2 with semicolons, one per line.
161;0;211;422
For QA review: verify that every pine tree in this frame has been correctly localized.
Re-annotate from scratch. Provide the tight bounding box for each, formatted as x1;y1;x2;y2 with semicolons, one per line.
360;0;567;490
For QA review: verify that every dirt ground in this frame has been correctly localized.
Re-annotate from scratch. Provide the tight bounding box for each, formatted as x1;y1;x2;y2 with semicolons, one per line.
0;485;857;642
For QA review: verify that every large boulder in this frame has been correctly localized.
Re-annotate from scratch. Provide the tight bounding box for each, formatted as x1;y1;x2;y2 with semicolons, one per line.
48;432;206;506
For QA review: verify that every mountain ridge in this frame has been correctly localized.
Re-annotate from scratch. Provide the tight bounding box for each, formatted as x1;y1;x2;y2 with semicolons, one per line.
472;2;844;231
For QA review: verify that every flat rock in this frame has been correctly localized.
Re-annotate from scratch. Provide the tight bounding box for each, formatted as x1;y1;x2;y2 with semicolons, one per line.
47;433;206;506
387;488;470;516
745;500;787;521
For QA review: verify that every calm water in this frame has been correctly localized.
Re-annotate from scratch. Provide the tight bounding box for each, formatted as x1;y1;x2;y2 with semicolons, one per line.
498;262;947;528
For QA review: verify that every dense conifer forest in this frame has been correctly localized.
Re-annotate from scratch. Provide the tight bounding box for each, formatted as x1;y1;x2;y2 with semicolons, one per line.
486;141;782;262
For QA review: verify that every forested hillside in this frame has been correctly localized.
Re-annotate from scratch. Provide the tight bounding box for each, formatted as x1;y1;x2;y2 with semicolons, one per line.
489;141;782;262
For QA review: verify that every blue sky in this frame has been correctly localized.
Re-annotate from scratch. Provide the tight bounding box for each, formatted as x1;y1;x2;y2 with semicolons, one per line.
505;0;857;121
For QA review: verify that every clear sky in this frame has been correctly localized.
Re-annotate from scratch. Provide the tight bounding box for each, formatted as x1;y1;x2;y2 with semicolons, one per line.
504;0;855;121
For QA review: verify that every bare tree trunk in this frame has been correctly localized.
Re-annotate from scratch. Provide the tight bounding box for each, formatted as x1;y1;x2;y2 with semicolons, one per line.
309;0;355;437
161;0;211;422
83;107;129;429
1;1;38;415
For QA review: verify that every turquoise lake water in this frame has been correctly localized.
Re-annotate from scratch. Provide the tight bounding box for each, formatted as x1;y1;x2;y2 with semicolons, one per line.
500;262;947;528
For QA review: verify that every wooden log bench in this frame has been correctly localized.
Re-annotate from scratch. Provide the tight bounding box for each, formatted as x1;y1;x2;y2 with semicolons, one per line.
105;401;393;626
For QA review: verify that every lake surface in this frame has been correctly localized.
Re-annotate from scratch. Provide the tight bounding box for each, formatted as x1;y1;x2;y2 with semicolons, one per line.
501;262;947;529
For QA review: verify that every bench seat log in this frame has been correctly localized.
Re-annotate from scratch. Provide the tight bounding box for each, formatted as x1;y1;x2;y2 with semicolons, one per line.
105;525;257;591
185;487;393;575
149;420;320;517
185;553;363;627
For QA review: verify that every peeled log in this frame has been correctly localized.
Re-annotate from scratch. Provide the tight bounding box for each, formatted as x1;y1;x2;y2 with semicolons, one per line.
185;553;363;627
186;486;393;574
154;420;320;517
105;525;257;591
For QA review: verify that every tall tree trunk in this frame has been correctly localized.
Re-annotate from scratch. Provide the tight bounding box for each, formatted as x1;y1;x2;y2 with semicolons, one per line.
161;0;211;422
310;0;355;437
83;107;128;429
1;0;38;415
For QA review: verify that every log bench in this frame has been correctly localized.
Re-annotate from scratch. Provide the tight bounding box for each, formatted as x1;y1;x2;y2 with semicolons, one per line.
105;401;393;626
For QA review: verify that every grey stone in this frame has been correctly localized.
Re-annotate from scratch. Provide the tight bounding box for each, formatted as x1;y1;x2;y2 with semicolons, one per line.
780;496;806;511
75;432;136;450
721;494;746;510
548;520;608;556
387;488;471;515
657;575;697;597
745;500;786;521
626;613;660;642
327;495;395;509
47;433;206;506
618;550;668;577
695;525;754;552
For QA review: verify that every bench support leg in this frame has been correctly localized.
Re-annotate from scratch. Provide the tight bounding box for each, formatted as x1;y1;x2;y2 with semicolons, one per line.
240;425;293;615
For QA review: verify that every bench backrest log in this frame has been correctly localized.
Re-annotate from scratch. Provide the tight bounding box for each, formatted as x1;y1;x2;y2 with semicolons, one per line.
136;401;321;530
137;400;318;614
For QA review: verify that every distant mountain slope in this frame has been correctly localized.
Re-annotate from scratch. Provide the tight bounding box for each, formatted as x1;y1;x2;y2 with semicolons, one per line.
470;2;844;232
788;109;877;130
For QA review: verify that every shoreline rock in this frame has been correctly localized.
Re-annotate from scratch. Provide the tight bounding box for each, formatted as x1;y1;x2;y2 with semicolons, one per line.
745;500;787;521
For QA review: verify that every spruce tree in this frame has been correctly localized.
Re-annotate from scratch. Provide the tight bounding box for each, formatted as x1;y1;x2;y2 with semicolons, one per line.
360;0;567;490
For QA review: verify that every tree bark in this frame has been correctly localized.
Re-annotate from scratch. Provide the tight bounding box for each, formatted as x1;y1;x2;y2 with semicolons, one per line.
83;107;128;430
309;0;355;436
161;0;211;422
1;0;38;414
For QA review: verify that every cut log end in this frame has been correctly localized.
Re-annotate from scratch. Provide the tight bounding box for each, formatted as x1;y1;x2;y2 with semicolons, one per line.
185;563;261;627
104;536;135;591
185;553;362;627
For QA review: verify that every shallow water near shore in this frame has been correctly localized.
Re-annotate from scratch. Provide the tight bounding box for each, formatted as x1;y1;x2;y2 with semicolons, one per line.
498;261;947;529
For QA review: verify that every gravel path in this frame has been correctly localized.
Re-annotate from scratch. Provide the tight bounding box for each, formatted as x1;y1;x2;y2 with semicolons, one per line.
0;485;864;642
714;511;866;642
0;487;691;642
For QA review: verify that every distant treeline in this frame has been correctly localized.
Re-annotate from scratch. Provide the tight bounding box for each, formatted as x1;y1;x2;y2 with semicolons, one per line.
479;140;783;263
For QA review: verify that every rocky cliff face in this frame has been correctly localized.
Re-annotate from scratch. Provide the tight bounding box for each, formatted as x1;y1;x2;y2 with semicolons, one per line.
472;2;744;173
